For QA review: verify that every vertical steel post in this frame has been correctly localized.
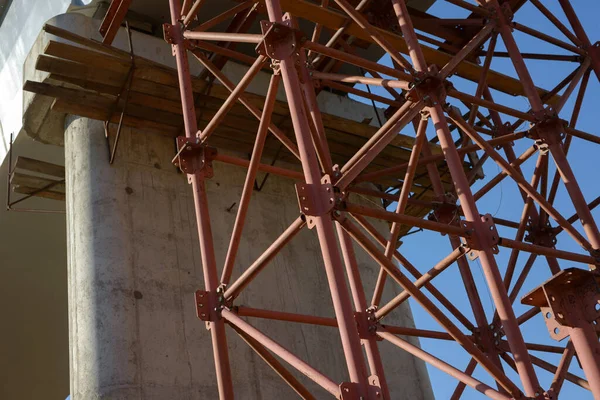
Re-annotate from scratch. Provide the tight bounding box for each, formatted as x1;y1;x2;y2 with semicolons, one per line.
391;0;541;395
168;1;234;398
263;0;370;394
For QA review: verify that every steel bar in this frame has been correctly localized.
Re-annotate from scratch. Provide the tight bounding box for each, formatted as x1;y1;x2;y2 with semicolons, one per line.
192;1;254;32
200;55;267;142
375;246;466;319
516;307;539;326
311;71;411;90
351;213;476;331
230;324;316;400
168;1;233;398
190;50;300;159
444;0;491;17
549;341;575;397
333;0;413;72
439;23;495;79
372;115;429;306
224;217;305;300
264;2;370;392
377;330;512;400
182;0;207;27
447;107;592;251
212;154;304;181
183;31;263;43
473;145;537;201
499;237;598;265
447;89;536;122
450;358;477;400
507;253;537;305
380;325;455;341
345;202;467;237
356;131;527;183
304;41;412;81
512;22;585;56
222;309;340;396
557;0;600;79
502;152;545;292
548;69;590;206
221;74;280;284
319;79;404;108
391;0;540;392
335;223;391;399
337;101;425;189
467;31;497;128
337;215;520;395
529;0;583;47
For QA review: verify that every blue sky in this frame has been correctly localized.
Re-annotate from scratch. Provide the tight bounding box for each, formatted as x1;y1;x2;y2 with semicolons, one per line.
349;1;599;398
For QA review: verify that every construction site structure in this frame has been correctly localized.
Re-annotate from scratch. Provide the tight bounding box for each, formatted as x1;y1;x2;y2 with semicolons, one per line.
1;0;600;399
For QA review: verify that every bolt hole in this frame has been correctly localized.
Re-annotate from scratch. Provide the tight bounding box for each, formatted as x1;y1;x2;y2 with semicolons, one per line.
551;295;556;302
554;327;560;334
545;312;552;319
595;303;600;312
557;312;563;319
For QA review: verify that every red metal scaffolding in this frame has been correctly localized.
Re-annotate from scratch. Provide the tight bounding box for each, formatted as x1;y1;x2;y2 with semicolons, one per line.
100;0;600;398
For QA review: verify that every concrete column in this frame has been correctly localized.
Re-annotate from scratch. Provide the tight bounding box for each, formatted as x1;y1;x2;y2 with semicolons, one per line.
65;116;433;399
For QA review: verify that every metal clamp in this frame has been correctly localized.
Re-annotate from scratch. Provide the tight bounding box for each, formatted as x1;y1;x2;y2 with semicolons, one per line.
295;175;338;228
172;136;217;178
256;21;306;61
461;214;499;260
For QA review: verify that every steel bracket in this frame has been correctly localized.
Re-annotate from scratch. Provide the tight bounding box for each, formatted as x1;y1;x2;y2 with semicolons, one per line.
295;175;338;228
195;290;211;321
339;381;382;399
354;310;381;341
522;268;600;341
524;225;557;248
173;136;217;178
461;214;499;260
405;67;447;106
256;21;306;61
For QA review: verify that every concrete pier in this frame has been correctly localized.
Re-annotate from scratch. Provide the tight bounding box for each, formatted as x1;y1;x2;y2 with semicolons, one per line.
64;116;433;399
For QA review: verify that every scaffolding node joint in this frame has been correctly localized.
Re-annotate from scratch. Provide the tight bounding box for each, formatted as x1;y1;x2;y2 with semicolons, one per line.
173;136;217;178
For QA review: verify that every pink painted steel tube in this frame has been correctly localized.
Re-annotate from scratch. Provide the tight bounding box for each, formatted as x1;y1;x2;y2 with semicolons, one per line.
212;154;304;181
168;0;233;398
565;323;600;398
391;0;540;394
335;223;391;399
183;31;264;43
337;216;519;395
372;115;429;306
311;71;411;90
199;55;268;142
557;0;600;79
375;246;466;319
221;74;280;285
450;358;477;400
222;309;340;396
377;330;512;400
224;217;305;300
264;1;370;392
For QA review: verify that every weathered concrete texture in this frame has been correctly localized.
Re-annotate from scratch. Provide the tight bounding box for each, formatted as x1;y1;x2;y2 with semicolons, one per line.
65;116;433;400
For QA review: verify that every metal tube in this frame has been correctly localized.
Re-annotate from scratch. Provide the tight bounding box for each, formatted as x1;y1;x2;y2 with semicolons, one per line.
183;0;207;27
221;74;280;284
337;216;520;395
222;309;340;396
450;358;477;400
200;55;267;141
213;154;304;181
372;115;429;306
375;246;465;319
311;71;411;90
264;2;370;391
377;330;512;400
183;31;264;43
230;324;316;400
224;217;305;300
335;222;391;399
168;1;233;398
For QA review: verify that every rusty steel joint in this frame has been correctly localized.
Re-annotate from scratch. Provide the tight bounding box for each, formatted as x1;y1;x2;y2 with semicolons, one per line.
256;21;306;61
172;136;217;178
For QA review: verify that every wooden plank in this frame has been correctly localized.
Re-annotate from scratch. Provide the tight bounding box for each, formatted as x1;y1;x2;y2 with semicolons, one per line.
13;186;66;202
271;0;559;104
11;172;65;192
44;40;208;93
14;156;65;178
51;99;179;136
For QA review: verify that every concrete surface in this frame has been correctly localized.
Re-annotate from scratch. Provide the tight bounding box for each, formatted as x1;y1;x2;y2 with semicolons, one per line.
65;115;433;399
